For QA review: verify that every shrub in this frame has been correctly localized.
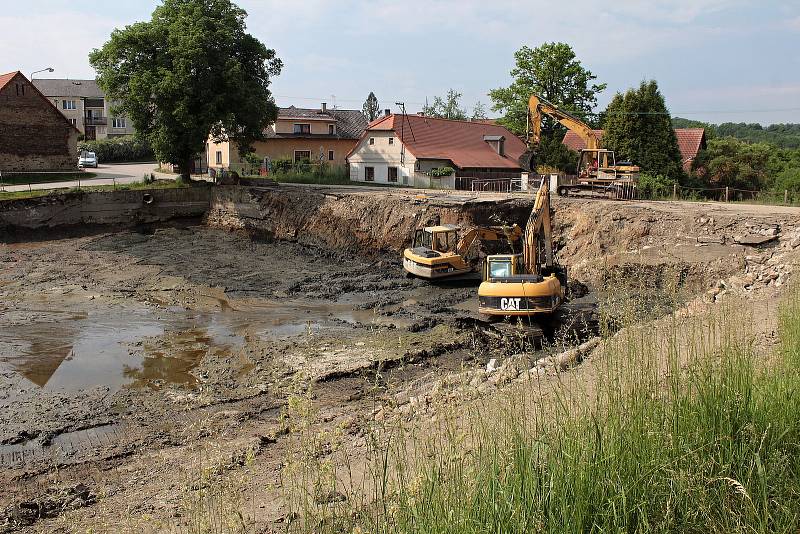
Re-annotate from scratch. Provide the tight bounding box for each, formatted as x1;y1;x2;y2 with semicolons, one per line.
429;166;455;177
77;136;154;163
271;157;293;173
638;173;675;199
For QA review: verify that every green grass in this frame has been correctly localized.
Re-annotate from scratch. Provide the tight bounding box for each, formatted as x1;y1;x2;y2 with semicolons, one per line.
0;172;97;186
0;179;186;201
267;167;352;185
279;285;800;533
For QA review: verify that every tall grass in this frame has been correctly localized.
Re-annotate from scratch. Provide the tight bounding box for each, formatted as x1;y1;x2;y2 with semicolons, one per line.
283;286;800;533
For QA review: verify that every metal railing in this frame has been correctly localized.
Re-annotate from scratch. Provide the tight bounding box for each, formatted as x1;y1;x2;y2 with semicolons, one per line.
84;116;107;126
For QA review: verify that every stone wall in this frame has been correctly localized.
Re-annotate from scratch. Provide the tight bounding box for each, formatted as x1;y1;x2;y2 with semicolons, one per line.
0;187;211;233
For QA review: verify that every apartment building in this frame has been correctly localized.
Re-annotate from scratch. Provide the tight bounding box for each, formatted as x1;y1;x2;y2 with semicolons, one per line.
31;78;135;140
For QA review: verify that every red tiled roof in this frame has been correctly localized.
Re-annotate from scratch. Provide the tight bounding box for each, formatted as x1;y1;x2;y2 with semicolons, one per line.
360;114;526;169
0;71;21;91
562;128;707;168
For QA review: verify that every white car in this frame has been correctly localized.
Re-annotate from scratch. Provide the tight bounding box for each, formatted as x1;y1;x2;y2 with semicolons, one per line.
78;152;98;168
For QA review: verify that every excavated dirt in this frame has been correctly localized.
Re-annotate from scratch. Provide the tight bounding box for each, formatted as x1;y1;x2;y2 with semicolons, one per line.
1;185;798;532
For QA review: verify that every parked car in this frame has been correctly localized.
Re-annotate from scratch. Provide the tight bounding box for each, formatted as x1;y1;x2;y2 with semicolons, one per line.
78;152;98;168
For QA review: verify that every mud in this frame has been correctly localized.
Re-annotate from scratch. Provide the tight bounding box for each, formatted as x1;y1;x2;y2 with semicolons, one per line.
0;185;798;532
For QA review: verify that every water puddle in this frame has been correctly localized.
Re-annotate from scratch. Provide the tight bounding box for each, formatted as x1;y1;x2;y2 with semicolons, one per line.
0;292;418;396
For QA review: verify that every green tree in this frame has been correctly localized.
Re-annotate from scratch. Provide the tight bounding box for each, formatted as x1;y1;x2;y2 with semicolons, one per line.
602;80;684;181
89;0;282;178
362;92;380;122
471;101;488;121
489;42;606;136
422;89;467;120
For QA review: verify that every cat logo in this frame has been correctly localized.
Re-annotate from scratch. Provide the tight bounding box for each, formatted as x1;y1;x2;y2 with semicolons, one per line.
500;298;522;311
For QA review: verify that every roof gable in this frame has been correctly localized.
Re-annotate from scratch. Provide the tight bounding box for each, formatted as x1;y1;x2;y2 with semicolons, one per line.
357;114;526;169
1;71;81;134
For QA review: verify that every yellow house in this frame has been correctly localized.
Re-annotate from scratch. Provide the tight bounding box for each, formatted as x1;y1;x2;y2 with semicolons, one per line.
206;104;367;172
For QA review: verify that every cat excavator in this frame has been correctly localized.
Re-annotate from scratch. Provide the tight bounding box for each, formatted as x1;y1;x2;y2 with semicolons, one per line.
520;94;639;199
403;224;522;280
478;177;566;317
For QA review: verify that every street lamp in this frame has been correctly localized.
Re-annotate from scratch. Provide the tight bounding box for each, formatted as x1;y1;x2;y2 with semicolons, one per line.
30;67;54;79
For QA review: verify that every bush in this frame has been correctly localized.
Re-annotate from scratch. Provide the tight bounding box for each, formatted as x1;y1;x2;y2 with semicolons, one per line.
271;157;293;173
429;166;455;177
77;136;154;163
638;173;675;199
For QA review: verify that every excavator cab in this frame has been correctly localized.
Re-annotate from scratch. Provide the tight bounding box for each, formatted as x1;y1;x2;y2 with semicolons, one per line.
578;149;617;180
412;226;458;253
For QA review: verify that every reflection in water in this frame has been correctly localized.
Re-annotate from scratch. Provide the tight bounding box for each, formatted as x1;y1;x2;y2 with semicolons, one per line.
0;292;417;395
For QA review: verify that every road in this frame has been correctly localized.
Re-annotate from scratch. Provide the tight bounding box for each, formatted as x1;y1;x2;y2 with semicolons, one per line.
0;162;172;193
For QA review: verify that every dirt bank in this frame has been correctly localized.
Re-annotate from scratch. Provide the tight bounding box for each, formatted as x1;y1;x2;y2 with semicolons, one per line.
0;185;798;532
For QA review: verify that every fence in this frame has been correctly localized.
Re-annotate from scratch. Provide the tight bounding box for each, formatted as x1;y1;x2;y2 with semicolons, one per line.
669;183;794;205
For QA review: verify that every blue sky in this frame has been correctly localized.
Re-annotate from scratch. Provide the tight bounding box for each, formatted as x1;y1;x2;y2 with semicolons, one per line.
2;0;799;124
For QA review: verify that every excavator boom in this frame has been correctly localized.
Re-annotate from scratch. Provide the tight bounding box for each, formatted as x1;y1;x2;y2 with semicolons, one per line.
527;95;600;150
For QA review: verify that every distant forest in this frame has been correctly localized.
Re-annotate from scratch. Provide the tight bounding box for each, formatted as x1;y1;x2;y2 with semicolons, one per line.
672;117;800;149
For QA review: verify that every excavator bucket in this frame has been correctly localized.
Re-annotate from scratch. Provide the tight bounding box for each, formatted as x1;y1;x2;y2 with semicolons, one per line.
518;150;537;172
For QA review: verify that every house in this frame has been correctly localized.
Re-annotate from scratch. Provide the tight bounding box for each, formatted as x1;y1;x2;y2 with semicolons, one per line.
0;71;79;172
31;78;135;140
347;113;527;189
206;104;368;171
562;128;707;173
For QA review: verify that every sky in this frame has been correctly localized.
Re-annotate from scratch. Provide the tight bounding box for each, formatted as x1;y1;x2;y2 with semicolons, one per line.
1;0;799;125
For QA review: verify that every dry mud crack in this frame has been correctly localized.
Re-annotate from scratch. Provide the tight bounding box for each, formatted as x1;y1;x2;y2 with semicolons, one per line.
0;186;798;531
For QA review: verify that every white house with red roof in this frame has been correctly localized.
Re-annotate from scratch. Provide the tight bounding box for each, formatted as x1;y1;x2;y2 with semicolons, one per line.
562;128;707;173
346;113;527;189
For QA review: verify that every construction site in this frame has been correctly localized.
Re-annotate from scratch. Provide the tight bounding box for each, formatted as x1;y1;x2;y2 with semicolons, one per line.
0;179;798;531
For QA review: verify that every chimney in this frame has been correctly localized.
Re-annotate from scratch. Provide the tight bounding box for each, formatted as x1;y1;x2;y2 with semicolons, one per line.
384;109;391;117
321;102;327;113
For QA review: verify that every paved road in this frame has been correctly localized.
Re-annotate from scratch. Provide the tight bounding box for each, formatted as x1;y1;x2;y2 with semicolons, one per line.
1;162;172;193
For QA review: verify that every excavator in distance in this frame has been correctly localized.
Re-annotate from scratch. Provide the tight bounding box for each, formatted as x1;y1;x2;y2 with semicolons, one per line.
403;224;522;280
478;177;566;317
521;94;639;200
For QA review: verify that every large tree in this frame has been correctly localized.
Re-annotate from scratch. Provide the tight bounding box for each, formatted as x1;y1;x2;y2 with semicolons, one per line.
89;0;282;178
422;89;467;120
602;80;684;181
489;42;606;136
362;92;380;122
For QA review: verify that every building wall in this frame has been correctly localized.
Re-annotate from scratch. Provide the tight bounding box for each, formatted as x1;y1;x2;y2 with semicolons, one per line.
46;96;135;139
0;75;78;172
205;137;357;170
275;118;337;136
347;130;456;188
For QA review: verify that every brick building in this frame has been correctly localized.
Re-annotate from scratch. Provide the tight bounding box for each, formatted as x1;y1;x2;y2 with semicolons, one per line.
0;71;79;172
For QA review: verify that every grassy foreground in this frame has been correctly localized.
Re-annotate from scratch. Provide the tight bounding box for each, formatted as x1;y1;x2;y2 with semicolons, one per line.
276;288;800;533
0;179;186;201
0;172;97;186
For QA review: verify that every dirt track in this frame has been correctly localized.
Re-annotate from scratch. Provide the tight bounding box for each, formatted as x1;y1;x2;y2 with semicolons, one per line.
0;186;798;532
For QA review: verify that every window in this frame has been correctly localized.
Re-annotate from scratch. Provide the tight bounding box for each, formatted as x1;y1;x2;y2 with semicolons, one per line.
62;100;76;110
15;83;24;96
293;123;311;134
112;117;127;128
388;167;398;182
369;138;375;145
489;259;513;279
328;150;335;161
365;167;375;181
68;118;77;126
294;150;311;163
328;124;335;135
216;151;223;165
389;137;394;145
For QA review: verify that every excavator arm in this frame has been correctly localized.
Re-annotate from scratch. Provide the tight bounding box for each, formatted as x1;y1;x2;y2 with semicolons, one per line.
456;225;522;258
523;177;553;275
520;94;599;171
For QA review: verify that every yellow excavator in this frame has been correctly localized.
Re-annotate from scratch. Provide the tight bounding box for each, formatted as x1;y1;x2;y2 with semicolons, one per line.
521;94;639;199
478;177;566;317
403;224;522;280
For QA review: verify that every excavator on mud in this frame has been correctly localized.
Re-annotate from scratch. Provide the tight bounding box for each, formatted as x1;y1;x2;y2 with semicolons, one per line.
478;177;566;317
403;224;522;280
520;94;640;200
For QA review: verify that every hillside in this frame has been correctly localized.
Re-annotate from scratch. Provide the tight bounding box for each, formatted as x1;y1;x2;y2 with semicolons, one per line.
673;117;800;148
